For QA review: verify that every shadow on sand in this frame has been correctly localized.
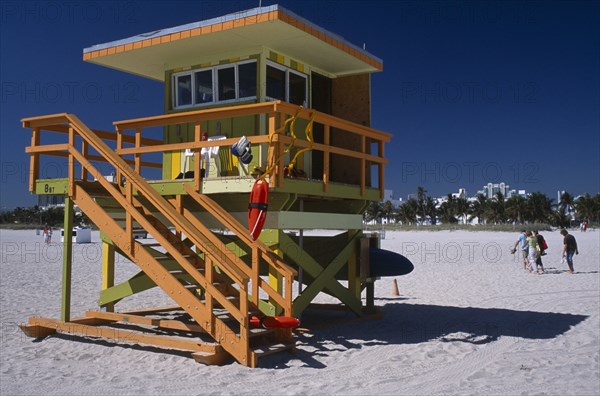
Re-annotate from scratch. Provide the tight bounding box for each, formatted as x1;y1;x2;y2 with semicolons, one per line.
261;302;589;369
28;301;589;370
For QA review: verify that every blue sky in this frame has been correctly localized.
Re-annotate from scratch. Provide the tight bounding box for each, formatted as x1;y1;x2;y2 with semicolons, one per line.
1;0;599;209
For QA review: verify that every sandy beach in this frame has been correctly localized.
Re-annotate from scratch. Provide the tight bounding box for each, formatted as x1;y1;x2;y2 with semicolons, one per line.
1;228;598;395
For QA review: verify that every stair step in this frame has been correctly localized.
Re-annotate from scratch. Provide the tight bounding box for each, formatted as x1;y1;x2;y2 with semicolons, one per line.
249;327;277;338
251;343;295;358
155;254;192;261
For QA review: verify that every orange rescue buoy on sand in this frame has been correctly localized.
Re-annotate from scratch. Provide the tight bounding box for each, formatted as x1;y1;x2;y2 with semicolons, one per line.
248;179;268;241
249;315;300;329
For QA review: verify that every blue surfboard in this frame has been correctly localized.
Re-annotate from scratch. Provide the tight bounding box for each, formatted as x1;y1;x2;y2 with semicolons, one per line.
369;248;414;277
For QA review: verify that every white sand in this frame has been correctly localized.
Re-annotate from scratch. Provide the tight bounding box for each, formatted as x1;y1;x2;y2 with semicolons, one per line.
1;229;598;395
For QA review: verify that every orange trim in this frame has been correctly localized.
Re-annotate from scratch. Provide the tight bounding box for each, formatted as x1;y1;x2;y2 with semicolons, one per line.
82;9;382;70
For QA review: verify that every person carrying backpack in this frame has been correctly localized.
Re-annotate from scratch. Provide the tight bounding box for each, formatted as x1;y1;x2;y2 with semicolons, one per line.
534;230;547;274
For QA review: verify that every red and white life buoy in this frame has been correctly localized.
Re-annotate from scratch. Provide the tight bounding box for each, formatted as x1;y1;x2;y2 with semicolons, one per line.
248;179;268;241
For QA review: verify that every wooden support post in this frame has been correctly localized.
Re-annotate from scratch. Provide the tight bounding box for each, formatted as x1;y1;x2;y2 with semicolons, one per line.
61;197;74;322
101;240;115;312
29;127;40;192
364;280;375;314
323;125;330;192
347;231;361;302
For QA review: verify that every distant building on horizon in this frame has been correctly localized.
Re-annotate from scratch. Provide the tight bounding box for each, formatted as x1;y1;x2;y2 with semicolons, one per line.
37;195;65;209
478;182;511;199
383;189;403;207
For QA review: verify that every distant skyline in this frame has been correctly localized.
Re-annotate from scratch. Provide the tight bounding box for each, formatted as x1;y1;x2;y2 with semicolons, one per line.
1;0;599;209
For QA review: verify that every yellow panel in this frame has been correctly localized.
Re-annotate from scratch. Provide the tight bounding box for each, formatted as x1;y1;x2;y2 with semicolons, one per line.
171;150;181;179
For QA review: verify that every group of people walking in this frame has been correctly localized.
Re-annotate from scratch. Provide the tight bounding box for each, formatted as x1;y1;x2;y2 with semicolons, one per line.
512;229;579;274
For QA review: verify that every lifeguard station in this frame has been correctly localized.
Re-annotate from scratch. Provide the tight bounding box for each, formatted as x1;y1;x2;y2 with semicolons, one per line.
20;5;393;367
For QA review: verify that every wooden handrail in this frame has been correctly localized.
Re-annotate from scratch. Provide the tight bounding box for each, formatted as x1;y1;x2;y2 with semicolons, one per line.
35;124;162;146
184;186;296;316
26;113;248;285
185;186;297;278
114;102;279;130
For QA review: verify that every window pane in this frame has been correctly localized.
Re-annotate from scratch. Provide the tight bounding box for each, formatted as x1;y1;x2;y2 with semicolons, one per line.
289;72;307;106
218;67;236;101
194;70;213;104
238;62;257;99
266;65;286;100
176;74;192;106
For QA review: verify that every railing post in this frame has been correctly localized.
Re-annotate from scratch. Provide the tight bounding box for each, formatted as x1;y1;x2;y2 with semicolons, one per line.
267;112;277;188
29;127;40;193
205;257;214;333
81;141;88;181
277;112;286;189
68;127;75;197
174;194;183;241
360;135;366;197
125;181;133;254
323;125;330;192
378;140;385;199
194;122;202;191
115;126;123;185
134;128;141;174
251;248;259;306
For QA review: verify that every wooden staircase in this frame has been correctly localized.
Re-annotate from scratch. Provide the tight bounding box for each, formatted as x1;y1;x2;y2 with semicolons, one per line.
19;113;297;367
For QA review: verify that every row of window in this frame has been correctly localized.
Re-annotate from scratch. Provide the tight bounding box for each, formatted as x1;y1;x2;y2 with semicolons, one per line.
172;60;307;109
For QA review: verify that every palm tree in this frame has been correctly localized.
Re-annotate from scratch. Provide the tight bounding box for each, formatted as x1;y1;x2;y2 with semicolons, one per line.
424;196;438;225
505;195;527;224
396;198;418;225
455;197;469;224
364;202;383;223
468;193;488;224
484;192;506;224
558;192;574;216
575;193;600;223
525;192;553;224
416;186;427;224
382;200;395;223
439;194;458;224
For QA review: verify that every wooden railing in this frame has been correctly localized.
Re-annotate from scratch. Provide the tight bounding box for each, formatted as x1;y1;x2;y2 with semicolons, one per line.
23;113;255;364
112;101;391;197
